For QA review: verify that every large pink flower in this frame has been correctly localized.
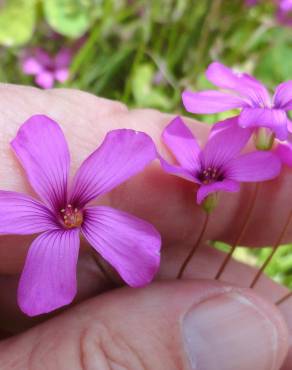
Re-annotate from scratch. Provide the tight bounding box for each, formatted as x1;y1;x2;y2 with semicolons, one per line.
0;115;161;316
182;62;292;140
160;116;282;204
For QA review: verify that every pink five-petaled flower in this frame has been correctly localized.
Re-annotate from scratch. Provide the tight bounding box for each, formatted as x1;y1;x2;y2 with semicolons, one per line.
159;116;282;205
0;115;161;316
21;48;72;89
182;62;292;140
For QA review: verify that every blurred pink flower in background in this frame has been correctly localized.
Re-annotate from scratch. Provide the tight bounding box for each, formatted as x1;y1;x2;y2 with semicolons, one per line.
277;0;292;25
245;0;259;6
21;47;72;89
245;0;292;26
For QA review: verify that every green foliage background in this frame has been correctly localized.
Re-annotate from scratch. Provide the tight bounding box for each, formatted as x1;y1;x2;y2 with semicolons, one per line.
0;0;291;287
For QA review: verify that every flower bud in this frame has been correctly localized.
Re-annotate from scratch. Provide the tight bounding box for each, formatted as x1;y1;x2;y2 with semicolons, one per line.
202;193;218;213
254;128;275;151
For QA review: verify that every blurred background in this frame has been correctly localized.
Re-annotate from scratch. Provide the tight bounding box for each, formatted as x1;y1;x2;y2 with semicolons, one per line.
0;0;291;287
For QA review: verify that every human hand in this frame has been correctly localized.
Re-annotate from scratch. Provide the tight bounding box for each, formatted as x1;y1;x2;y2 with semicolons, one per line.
0;85;291;370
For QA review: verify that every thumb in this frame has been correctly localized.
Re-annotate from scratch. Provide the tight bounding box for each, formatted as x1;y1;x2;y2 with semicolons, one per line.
0;281;289;370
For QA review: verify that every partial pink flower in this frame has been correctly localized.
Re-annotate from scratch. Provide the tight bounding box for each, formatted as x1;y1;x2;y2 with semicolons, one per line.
159;116;281;204
182;62;292;140
277;0;292;25
0;115;161;316
21;48;72;89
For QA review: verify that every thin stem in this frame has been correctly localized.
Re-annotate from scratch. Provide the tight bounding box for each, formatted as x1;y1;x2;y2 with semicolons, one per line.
91;251;117;286
215;183;260;280
250;208;292;289
276;291;292;306
177;212;210;279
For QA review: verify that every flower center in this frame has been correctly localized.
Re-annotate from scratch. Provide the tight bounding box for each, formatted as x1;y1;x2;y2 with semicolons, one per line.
198;167;224;184
60;204;83;228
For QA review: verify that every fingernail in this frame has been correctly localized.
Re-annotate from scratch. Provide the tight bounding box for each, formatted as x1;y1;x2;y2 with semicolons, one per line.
183;292;280;370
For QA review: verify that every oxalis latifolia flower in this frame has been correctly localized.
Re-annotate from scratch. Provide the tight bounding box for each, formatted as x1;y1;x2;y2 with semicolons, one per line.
159;116;282;210
182;62;292;142
21;48;72;89
0;115;161;316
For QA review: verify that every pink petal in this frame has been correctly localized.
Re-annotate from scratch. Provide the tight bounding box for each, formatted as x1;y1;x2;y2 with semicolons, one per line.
82;206;161;287
239;107;288;140
0;191;57;234
21;57;43;75
274;141;292;167
34;48;52;68
182;90;247;114
35;71;55;89
55;48;72;68
11;115;70;212
277;1;292;26
70;130;156;208
159;156;198;182
197;180;240;204
288;119;292;134
18;229;80;316
206;62;270;107
227;151;282;182
273;81;292;110
279;0;292;12
161;116;201;173
55;68;69;83
203;116;252;168
208;114;250;138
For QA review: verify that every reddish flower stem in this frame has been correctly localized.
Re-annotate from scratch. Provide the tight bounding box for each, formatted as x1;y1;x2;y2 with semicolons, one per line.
215;183;260;280
276;291;292;306
250;208;292;289
177;212;210;279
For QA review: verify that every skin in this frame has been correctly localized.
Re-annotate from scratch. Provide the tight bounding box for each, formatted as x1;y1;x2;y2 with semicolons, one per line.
0;84;291;369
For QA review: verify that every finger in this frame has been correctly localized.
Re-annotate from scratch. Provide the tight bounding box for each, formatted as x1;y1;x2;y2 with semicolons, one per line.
169;245;292;370
0;245;290;335
0;280;289;370
0;86;292;275
1;237;291;368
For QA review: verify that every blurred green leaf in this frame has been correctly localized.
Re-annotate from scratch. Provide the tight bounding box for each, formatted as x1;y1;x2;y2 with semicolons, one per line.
93;46;135;94
43;0;102;38
132;63;171;109
259;44;292;85
0;0;36;46
255;28;292;86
